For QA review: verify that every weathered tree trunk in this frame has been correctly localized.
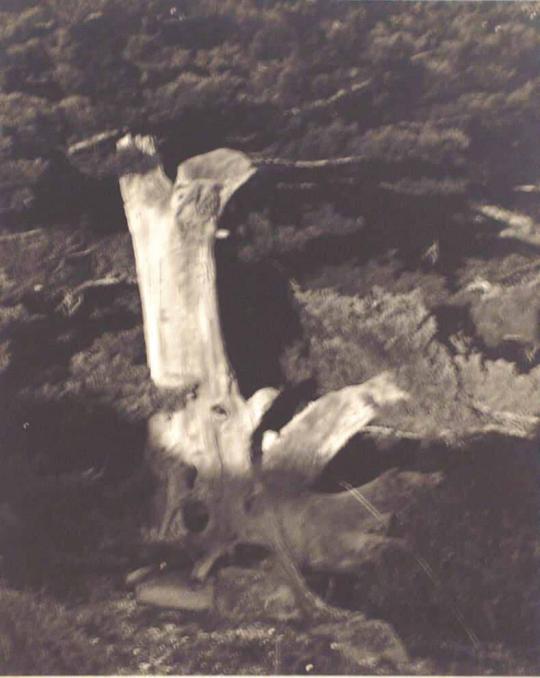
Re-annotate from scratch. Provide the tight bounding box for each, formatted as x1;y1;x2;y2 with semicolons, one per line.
117;134;410;607
118;135;264;570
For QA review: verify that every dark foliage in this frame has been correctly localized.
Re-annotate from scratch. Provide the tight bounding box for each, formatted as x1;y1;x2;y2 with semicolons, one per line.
1;1;538;249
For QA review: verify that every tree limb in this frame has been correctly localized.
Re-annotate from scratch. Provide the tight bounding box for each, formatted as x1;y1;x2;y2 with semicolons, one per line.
286;79;372;117
261;373;408;488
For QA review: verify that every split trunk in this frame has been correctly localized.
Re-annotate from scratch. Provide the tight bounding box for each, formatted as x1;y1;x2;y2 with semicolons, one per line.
117;134;410;600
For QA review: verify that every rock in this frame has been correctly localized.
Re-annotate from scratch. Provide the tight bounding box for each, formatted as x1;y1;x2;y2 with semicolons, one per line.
215;566;301;622
125;564;161;589
136;572;214;611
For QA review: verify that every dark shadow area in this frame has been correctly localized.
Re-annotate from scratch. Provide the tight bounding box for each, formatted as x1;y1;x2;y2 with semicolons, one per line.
5;292;141;393
19;396;146;477
216;247;304;395
158;13;238;51
433;301;540;373
30;152;127;234
0;386;149;597
228;176;481;278
461;229;540;263
303;431;540;660
157;102;280;177
390;433;540;648
311;433;419;493
432;302;483;350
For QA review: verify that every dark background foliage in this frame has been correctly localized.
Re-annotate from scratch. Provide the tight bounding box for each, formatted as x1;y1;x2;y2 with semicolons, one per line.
1;0;538;222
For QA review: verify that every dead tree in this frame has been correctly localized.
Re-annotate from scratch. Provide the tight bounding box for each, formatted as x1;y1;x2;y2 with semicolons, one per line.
117;134;414;613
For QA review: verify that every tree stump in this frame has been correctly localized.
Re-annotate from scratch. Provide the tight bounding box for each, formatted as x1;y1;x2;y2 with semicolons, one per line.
117;134;410;612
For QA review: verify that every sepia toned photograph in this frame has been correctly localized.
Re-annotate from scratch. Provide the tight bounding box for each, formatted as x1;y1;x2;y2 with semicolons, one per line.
0;0;539;674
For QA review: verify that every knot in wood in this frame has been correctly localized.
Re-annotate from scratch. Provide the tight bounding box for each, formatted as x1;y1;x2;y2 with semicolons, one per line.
211;403;229;420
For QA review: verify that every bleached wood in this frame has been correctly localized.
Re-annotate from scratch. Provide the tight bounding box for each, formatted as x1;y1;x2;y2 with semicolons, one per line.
246;387;280;428
262;373;407;487
118;134;257;554
118;134;416;619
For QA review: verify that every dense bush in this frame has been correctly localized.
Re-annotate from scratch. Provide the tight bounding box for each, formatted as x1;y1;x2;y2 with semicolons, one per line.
469;279;540;353
283;285;540;435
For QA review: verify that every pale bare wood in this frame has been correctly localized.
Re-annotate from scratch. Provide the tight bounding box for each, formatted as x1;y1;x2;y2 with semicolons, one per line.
118;135;259;572
117;134;416;620
261;373;408;488
246;387;280;429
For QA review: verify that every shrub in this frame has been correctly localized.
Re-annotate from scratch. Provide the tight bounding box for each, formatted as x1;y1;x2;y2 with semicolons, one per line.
283;284;540;436
469;279;540;352
237;204;363;263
